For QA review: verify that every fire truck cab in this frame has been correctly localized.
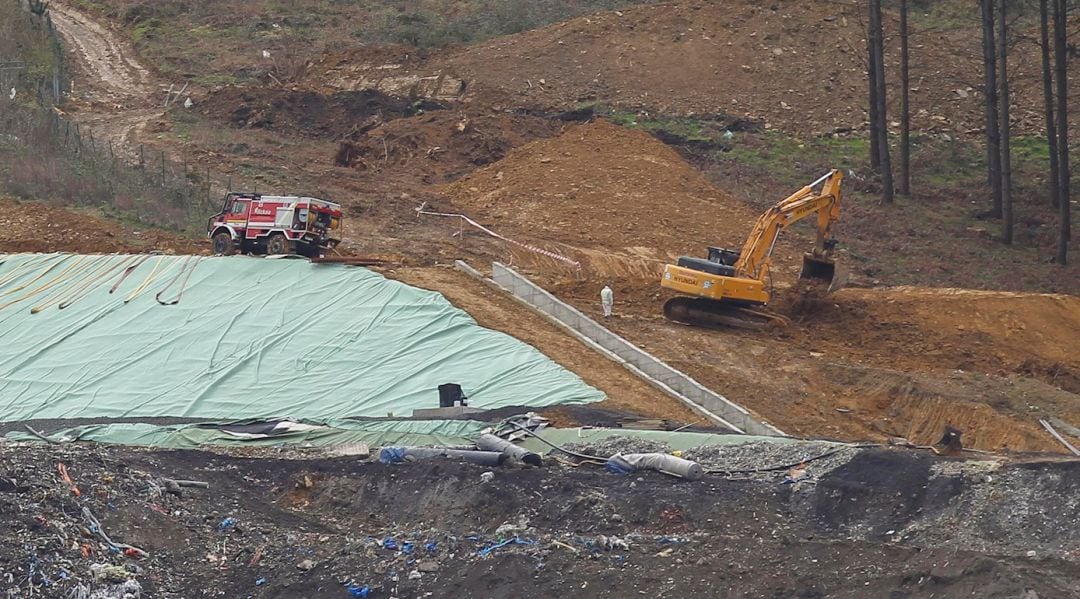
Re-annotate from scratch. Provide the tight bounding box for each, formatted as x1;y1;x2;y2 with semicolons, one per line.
207;193;343;257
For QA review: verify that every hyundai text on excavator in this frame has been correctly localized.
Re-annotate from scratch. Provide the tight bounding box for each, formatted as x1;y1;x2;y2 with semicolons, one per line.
660;169;844;329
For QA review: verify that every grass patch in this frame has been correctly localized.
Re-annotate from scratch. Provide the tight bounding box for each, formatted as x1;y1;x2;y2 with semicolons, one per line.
131;18;159;43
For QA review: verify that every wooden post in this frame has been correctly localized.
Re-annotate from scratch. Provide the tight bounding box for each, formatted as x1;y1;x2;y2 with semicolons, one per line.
161;151;166;187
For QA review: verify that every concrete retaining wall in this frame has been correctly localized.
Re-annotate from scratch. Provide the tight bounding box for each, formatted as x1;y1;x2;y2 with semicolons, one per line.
486;262;785;437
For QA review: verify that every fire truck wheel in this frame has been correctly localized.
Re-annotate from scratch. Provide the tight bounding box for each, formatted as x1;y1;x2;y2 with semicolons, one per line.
212;231;236;255
266;233;293;255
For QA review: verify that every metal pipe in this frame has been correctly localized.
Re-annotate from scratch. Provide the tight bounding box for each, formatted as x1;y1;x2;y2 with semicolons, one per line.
379;447;507;467
476;433;543;466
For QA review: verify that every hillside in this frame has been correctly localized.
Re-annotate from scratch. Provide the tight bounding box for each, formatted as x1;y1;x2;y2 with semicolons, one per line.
311;0;1080;138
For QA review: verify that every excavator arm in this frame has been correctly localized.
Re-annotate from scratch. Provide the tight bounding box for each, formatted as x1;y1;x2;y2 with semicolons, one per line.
734;169;843;282
660;170;844;329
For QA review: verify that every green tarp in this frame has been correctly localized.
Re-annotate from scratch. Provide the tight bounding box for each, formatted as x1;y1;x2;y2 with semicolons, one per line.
521;427;816;452
6;419;487;449
0;253;603;443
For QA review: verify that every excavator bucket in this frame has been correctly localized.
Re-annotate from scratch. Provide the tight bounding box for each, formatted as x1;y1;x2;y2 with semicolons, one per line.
799;254;847;293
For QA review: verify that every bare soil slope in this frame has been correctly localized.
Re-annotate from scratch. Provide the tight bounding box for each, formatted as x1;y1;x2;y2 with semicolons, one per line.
312;0;1080;137
548;277;1080;452
0;197;205;255
441;119;774;272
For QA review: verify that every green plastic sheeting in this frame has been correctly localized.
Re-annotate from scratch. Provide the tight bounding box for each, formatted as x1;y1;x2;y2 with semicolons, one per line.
520;428;827;453
6;419;487;449
0;253;603;441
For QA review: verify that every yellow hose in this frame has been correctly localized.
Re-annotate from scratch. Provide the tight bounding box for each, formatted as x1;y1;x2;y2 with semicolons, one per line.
0;254;68;296
0;254;50;290
31;256;133;314
60;256;137;310
124;256;185;303
0;256;90;311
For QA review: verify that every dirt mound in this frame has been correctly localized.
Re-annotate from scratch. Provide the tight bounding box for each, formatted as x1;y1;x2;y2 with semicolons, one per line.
797;288;1080;392
200;86;443;138
440;119;764;263
335;111;562;183
312;0;1079;138
0;197;205;254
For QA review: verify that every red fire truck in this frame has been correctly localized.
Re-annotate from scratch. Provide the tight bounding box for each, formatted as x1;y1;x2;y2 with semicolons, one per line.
207;193;343;257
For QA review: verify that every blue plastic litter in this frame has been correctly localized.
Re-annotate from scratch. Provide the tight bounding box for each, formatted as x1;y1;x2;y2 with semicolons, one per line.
218;517;237;531
477;536;536;557
255;577;267;586
382;538;398;551
346;585;370;598
378;447;407;464
424;541;438;554
604;457;634;475
401;542;414;554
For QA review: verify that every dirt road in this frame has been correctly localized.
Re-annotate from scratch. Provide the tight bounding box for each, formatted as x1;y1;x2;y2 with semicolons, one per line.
50;2;163;154
50;3;151;103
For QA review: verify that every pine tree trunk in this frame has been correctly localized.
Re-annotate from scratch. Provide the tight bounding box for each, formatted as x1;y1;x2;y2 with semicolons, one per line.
871;0;893;203
981;0;1002;217
1040;0;1060;210
898;0;911;196
868;1;881;169
1054;0;1070;263
998;0;1012;244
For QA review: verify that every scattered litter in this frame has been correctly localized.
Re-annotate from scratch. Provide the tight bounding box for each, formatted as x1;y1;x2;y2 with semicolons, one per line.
83;507;148;558
255;577;267;586
346;584;371;598
477;536;536;557
90;563;130;583
217;517;237;532
480;471;495;483
591;535;630;552
58;461;81;496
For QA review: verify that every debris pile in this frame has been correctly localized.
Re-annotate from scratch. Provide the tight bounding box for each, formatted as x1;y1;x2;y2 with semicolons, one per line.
2;439;1078;597
335;111;561;183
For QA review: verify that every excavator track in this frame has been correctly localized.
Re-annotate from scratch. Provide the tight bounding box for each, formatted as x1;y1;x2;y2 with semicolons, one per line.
663;297;790;331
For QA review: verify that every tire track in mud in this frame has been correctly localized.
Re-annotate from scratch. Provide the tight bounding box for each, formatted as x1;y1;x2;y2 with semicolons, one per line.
50;2;162;157
50;3;152;102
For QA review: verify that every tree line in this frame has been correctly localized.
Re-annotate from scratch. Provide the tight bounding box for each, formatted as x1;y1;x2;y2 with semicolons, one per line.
866;0;1073;264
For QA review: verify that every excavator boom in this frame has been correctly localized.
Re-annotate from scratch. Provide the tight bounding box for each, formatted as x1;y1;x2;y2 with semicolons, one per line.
660;170;844;329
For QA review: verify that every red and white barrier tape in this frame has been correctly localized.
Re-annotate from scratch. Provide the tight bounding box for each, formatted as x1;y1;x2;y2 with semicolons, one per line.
416;205;581;269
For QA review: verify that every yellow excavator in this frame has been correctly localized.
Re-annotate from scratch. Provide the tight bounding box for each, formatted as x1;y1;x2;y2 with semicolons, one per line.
661;169;845;329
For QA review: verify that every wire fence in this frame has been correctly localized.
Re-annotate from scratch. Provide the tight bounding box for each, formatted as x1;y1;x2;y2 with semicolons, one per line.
0;4;220;235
